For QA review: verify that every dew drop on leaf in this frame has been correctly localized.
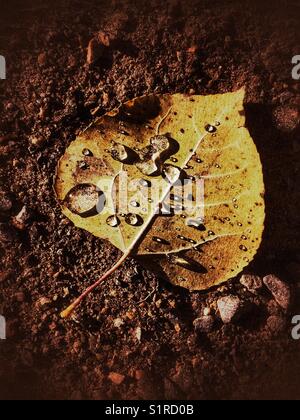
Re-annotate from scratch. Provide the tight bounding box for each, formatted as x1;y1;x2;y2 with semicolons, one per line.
239;245;248;252
64;184;105;217
106;215;120;228
205;124;217;133
187;219;206;231
139;179;151;188
125;213;142;226
152;236;171;245
110;142;129;163
130;201;140;208
163;165;181;184
82;148;93;157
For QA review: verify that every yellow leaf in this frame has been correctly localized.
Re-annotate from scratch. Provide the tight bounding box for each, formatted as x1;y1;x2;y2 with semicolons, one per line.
55;89;265;315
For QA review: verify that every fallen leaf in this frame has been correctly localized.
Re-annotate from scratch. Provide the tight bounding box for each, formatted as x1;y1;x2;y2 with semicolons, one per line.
55;89;265;316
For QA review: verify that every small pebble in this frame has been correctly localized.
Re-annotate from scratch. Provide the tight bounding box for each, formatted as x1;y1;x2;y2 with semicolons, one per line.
263;274;291;310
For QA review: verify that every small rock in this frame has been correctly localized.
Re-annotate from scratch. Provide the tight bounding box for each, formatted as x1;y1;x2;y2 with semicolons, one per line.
108;372;125;385
37;52;47;66
266;315;287;334
113;318;124;328
12;206;31;230
240;274;263;294
135;326;142;341
217;295;244;324
263;274;291;310
193;316;215;333
203;307;211;316
36;297;51;309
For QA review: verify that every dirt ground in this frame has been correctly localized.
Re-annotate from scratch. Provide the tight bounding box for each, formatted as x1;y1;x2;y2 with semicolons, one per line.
0;0;300;400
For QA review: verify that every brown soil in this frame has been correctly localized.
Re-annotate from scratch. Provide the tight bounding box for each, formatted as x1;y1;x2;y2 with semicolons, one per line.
0;0;300;400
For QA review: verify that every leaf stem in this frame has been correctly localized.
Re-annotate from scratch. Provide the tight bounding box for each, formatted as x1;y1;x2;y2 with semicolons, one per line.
60;251;130;319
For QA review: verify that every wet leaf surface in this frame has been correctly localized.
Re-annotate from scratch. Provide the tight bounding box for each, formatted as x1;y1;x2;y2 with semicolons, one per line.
55;89;265;290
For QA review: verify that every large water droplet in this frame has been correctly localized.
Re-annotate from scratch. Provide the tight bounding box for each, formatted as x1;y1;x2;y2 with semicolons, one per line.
163;165;181;184
150;135;170;153
125;213;142;226
64;184;105;218
187;219;206;231
106;215;120;228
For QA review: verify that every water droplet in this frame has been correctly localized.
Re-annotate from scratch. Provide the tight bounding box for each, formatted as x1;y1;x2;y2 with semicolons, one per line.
205;124;217;133
170;194;182;203
152;237;171;245
215;122;221;126
225;217;231;221
64;184;105;217
177;235;196;244
111;142;129;163
187;219;206;231
106;215;120;228
181;214;187;219
167;255;207;273
234;204;239;209
241;235;247;240
125;213;142;226
78;161;89;170
163;165;181;184
136;159;160;176
215;164;221;168
82;148;93;157
150;135;170;153
139;179;151;188
239;245;248;252
208;230;215;236
237;222;243;227
184;165;193;170
171;157;178;163
130;200;140;208
196;158;203;163
233;198;237;203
